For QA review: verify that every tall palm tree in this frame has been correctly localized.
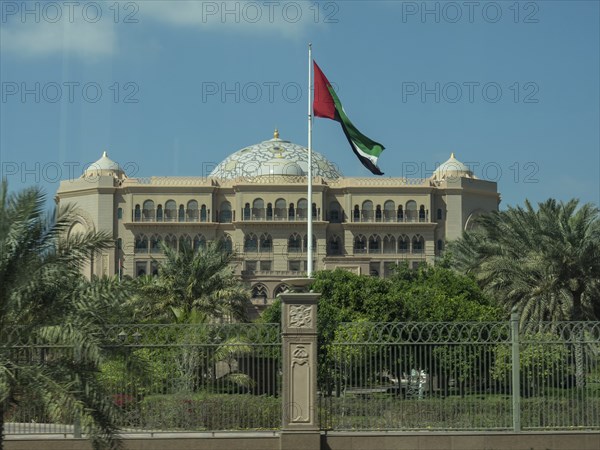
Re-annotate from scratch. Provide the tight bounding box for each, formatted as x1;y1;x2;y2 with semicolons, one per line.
451;199;600;388
451;199;600;324
131;240;251;323
0;181;130;450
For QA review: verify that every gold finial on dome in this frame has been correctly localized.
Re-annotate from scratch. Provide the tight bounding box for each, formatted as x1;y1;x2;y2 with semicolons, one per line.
102;151;108;157
450;152;455;159
274;129;279;139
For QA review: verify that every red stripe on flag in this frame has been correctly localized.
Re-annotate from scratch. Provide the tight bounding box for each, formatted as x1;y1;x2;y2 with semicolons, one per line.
313;61;336;120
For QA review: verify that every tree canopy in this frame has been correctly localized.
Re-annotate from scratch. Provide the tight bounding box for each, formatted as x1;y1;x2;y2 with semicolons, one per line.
0;181;133;449
450;198;600;326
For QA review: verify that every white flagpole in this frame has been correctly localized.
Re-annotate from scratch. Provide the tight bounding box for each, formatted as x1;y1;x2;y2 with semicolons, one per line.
307;43;313;278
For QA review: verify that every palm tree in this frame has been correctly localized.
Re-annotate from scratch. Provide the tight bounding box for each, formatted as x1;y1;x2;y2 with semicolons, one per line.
131;240;251;323
451;199;600;324
451;199;600;388
0;181;131;450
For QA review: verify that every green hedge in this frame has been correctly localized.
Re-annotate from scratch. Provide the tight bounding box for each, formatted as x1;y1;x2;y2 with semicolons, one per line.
322;394;600;430
140;393;281;430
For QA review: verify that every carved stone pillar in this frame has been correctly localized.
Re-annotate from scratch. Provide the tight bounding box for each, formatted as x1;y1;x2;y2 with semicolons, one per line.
280;278;321;449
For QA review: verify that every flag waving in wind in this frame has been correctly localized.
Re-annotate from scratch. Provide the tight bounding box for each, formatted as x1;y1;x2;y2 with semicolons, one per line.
313;61;385;175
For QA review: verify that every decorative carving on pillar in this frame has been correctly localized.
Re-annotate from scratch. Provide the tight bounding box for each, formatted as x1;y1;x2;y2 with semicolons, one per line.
292;345;309;366
289;305;312;328
290;344;310;422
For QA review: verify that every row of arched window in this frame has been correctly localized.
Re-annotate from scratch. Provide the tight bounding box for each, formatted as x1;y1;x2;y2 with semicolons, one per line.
251;283;288;302
134;233;233;253
134;200;209;223
243;233;317;253
352;234;425;254
345;201;435;223
130;199;445;224
324;234;438;255
242;198;318;221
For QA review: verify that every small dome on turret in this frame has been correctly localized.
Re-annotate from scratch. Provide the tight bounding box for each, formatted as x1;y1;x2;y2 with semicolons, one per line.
431;153;475;181
83;151;126;180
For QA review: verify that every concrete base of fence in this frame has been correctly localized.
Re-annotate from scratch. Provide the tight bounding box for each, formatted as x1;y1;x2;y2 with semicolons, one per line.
280;431;321;450
323;431;600;450
5;431;600;450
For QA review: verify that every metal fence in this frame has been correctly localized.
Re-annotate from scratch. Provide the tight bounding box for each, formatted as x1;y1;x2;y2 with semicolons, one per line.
319;316;600;431
5;318;600;436
5;323;281;435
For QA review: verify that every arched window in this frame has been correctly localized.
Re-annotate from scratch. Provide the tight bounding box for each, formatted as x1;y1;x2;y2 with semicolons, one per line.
384;200;395;222
251;284;268;303
288;233;302;253
151;262;159;277
368;235;381;253
406;200;417;222
253;198;265;220
297;198;308;220
200;204;208;222
362;200;373;222
419;205;426;221
165;200;177;222
150;234;162;253
412;235;425;253
193;234;206;252
219;201;232;223
328;235;342;255
273;284;288;297
142;200;155;222
134;234;148;253
437;239;444;253
186;200;198;222
156;205;163;221
375;205;382;222
165;233;178;250
353;205;360;222
329;201;342;223
222;234;233;253
260;233;272;252
437;208;443;220
354;234;367;254
397;205;404;222
398;235;409;253
383;234;396;254
178;205;185;222
244;233;258;252
275;198;286;220
179;234;192;251
134;204;141;221
312;202;318;219
117;207;123;220
243;203;251;221
266;203;273;220
303;234;316;253
288;202;295;221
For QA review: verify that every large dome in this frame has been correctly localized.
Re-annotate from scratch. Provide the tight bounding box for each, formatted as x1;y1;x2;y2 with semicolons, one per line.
209;131;342;180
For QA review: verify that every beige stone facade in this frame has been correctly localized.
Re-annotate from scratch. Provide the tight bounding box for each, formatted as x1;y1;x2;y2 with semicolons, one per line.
56;133;500;311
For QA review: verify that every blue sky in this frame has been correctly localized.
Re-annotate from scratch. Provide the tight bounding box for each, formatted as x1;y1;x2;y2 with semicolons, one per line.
1;0;598;208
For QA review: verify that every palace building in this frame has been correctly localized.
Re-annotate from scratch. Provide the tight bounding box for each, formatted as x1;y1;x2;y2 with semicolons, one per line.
56;130;500;311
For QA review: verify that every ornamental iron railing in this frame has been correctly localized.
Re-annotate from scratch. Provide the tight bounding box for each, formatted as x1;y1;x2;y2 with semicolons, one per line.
4;323;281;435
319;318;600;431
4;318;600;436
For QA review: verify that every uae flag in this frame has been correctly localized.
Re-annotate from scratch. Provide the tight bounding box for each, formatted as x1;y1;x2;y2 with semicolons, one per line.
313;61;385;175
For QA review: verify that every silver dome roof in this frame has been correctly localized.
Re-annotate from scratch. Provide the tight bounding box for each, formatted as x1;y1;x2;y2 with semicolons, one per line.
209;132;342;180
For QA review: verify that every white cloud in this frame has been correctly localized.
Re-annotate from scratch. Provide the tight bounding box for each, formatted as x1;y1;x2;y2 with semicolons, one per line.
0;20;116;59
140;1;324;37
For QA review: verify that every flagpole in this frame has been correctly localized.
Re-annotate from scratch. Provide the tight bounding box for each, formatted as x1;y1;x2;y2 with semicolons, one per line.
307;42;313;278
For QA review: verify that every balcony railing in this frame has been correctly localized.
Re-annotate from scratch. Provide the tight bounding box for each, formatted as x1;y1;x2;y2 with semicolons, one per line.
351;210;430;223
133;209;211;223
